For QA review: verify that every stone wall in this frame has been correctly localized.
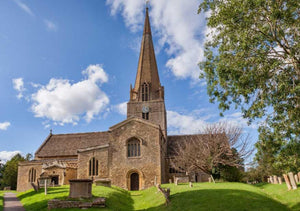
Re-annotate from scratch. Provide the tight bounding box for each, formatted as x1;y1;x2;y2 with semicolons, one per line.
109;119;163;190
127;100;167;136
77;147;109;180
17;161;42;192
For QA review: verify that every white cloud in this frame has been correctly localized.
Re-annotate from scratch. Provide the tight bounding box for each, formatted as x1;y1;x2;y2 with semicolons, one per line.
167;110;206;135
0;151;21;163
114;102;127;116
106;0;145;32
12;78;25;99
14;0;34;16
31;64;109;125
221;112;258;129
167;110;257;135
106;0;206;81
44;19;58;31
0;122;11;130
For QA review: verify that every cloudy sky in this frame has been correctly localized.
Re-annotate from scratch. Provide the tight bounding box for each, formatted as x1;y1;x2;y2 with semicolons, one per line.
0;0;258;162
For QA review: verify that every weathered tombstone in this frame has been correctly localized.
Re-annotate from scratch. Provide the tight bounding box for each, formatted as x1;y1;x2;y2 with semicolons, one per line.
208;177;212;183
273;176;278;184
175;178;178;186
189;182;193;188
270;176;274;184
288;172;297;190
169;179;172;184
278;177;282;185
95;179;111;187
267;178;270;183
283;174;292;190
69;179;93;198
294;174;299;183
298;172;300;182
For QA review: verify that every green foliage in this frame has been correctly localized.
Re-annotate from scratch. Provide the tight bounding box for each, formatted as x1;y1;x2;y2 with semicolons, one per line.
17;183;300;210
199;0;300;175
220;166;244;182
1;154;25;190
244;167;265;182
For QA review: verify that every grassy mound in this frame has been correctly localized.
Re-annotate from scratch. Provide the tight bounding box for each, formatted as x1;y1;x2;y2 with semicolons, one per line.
16;183;300;211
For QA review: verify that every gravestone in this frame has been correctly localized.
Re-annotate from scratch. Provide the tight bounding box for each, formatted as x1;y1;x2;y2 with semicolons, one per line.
278;177;282;184
270;176;274;184
298;172;300;182
267;178;270;183
189;182;193;188
273;176;278;184
283;174;292;190
95;179;111;187
169;179;172;184
69;179;93;198
288;172;297;190
294;174;299;183
174;178;178;186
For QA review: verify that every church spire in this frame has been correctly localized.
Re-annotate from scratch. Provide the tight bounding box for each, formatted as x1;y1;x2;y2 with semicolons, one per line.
130;6;163;101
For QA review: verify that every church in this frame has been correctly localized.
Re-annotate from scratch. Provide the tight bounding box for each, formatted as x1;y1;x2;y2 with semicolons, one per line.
17;7;209;192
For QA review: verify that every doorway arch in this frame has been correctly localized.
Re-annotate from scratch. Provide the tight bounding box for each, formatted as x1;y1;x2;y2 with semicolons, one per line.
130;173;139;191
126;169;144;191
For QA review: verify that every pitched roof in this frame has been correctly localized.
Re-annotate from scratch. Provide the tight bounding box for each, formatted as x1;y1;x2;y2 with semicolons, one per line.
35;132;109;158
109;116;160;131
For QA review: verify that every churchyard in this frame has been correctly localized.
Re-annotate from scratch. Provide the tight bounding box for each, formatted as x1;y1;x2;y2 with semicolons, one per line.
0;182;299;211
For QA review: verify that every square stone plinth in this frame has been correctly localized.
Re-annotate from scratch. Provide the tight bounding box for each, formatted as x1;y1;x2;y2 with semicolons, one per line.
69;179;92;198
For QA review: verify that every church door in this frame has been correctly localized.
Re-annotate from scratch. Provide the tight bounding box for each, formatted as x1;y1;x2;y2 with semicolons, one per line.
130;173;139;191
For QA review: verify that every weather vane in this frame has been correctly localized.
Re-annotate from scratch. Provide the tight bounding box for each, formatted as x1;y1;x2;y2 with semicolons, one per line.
146;0;150;8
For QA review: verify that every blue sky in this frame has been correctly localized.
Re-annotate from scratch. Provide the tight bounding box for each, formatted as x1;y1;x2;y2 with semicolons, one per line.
0;0;258;162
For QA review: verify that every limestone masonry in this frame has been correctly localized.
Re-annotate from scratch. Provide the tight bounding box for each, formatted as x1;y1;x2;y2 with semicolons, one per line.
17;8;209;192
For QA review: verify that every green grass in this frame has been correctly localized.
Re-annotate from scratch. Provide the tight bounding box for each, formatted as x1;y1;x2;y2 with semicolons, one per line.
16;183;300;211
0;191;3;211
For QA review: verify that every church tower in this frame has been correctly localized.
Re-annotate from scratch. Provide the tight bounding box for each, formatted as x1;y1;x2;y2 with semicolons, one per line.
127;7;167;137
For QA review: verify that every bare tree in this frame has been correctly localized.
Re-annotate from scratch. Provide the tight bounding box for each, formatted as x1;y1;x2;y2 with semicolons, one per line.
170;122;253;182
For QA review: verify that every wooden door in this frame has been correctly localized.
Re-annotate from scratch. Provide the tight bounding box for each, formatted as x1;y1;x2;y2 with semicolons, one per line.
130;173;139;191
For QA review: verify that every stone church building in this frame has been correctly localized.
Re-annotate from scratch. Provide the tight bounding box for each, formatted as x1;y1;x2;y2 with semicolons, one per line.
17;8;209;192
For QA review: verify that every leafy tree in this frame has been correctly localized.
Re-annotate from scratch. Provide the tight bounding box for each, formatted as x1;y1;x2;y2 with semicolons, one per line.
2;154;25;190
199;0;300;174
25;153;33;161
199;0;299;142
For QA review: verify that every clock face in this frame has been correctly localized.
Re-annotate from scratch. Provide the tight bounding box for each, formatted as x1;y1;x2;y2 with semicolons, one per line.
142;106;149;113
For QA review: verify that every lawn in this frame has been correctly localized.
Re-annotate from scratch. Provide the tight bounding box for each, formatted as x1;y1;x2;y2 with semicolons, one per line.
17;183;300;211
0;191;3;211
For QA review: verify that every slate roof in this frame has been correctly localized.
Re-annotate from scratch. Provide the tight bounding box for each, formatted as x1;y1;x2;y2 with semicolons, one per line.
35;132;109;158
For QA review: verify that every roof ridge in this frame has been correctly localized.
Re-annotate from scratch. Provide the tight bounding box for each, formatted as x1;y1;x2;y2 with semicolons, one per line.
51;131;108;136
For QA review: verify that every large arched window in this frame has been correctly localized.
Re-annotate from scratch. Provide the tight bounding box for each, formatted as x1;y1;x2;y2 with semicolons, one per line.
127;138;141;157
28;168;36;183
89;157;99;176
141;83;149;101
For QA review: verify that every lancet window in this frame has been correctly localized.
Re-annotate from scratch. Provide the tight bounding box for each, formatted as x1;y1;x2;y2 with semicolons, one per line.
89;157;99;176
28;168;36;183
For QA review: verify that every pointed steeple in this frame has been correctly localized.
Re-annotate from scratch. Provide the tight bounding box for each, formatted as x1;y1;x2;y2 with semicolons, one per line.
130;7;163;101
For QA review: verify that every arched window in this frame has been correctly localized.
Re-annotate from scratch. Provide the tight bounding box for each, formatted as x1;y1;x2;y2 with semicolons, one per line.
141;83;149;101
89;157;99;176
28;168;36;183
127;138;141;157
